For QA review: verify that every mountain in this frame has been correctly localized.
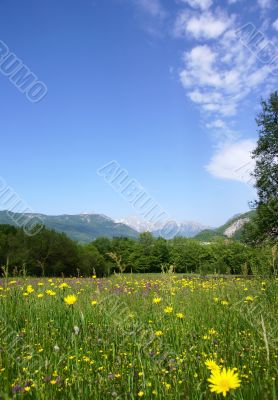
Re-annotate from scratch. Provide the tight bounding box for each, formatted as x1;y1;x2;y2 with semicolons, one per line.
0;211;139;242
194;211;256;241
118;216;211;238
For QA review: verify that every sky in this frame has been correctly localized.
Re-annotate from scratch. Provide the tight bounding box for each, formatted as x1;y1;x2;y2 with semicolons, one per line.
0;0;277;227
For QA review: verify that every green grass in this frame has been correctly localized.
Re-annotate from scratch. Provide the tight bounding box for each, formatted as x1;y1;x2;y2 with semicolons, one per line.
0;274;277;399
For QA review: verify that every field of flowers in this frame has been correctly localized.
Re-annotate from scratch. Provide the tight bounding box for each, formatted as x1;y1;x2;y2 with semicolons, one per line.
0;274;277;399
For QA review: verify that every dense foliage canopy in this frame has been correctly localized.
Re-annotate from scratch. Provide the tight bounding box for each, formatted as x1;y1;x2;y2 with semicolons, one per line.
0;225;276;277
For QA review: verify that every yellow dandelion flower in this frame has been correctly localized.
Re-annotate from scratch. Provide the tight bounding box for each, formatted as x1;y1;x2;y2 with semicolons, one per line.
155;330;163;337
205;359;220;372
208;367;241;397
176;313;184;319
245;296;254;302
153;297;162;304
138;391;144;397
64;294;77;305
59;283;70;289
26;285;34;294
91;300;98;305
45;290;56;296
164;306;173;314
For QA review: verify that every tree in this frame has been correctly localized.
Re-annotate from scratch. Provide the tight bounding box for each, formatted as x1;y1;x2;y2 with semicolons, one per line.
243;92;278;244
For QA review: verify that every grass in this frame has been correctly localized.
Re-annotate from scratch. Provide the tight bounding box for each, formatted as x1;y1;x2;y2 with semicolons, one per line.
0;274;277;399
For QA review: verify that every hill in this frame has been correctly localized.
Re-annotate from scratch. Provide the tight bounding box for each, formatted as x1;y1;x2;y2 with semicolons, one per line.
194;211;256;241
0;211;139;242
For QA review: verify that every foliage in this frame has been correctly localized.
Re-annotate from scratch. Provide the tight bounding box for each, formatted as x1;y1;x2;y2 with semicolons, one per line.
243;92;278;244
0;225;276;277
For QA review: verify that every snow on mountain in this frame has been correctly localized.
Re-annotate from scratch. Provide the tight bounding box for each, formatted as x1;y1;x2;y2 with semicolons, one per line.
117;216;211;238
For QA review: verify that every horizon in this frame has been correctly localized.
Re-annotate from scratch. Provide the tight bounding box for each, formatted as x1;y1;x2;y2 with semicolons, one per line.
0;0;277;227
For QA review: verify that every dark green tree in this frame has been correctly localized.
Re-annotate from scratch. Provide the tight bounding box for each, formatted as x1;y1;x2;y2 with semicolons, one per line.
243;92;278;244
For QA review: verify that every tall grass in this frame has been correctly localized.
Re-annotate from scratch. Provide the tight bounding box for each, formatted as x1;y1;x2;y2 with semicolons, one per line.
0;274;277;399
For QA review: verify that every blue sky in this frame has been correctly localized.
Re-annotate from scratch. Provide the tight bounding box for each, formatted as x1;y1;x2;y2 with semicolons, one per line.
0;0;277;226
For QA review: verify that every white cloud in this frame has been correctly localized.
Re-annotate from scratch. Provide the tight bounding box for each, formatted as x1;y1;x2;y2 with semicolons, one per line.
178;23;276;117
257;0;272;8
272;18;278;31
134;0;166;18
206;140;256;183
181;0;213;11
175;10;233;39
206;119;228;129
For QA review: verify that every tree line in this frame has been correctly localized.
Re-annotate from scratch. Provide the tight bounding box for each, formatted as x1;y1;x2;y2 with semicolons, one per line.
0;225;276;277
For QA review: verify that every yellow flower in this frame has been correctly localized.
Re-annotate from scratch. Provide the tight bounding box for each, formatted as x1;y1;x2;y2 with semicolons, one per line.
138;391;144;397
37;294;44;298
221;300;229;306
205;359;220;372
153;297;162;304
91;300;98;305
208;367;241;397
176;313;184;319
26;285;34;294
24;386;31;392
155;330;163;337
245;296;254;302
64;294;77;305
164;306;173;314
59;283;70;289
45;290;56;296
92;275;97;279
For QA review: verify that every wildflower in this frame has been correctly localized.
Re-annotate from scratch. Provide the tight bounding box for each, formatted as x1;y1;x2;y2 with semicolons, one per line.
59;283;70;289
155;330;163;337
24;386;31;392
164;306;173;314
221;300;229;306
91;300;98;305
26;285;34;294
46;290;56;296
176;313;184;319
138;391;144;397
208;367;241;397
245;296;254;302
153;297;162;304
73;326;80;335
64;294;77;305
205;359;220;372
54;345;60;352
92;275;97;279
37;294;44;298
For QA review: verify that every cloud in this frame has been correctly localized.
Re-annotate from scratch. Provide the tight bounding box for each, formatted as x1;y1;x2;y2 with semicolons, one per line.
178;24;276;117
134;0;166;18
175;10;233;39
272;18;278;31
180;0;213;11
257;0;272;8
205;139;256;183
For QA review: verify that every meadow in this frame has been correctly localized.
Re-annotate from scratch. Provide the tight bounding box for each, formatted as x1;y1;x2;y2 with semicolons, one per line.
0;274;277;399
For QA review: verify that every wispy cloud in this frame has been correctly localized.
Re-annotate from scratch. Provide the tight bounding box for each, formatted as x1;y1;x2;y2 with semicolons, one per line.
272;18;278;31
257;0;272;9
180;0;213;11
175;4;277;182
205;139;256;183
134;0;166;19
174;10;234;39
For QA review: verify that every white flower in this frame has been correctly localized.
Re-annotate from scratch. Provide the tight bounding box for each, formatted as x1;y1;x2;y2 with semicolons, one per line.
73;326;80;335
54;345;60;352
